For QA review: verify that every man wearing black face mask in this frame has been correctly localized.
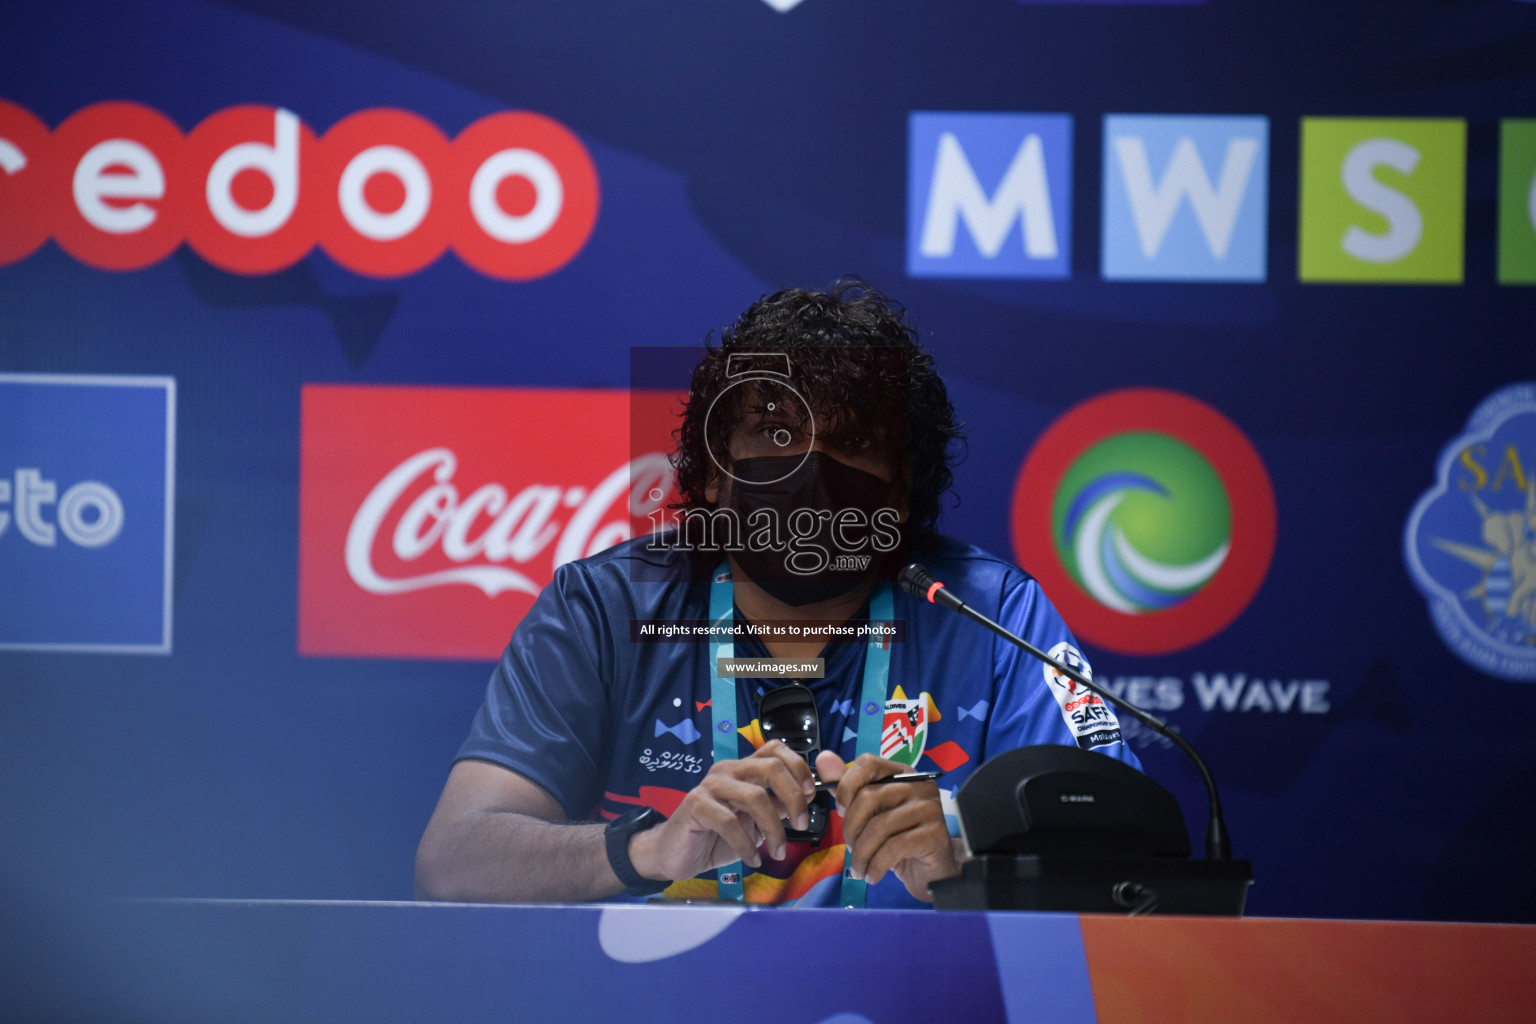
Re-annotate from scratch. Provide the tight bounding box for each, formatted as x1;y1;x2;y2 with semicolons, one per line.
417;282;1139;908
721;447;903;609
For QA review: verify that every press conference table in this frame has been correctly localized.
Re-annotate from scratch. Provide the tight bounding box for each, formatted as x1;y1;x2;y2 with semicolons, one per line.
37;898;1536;1022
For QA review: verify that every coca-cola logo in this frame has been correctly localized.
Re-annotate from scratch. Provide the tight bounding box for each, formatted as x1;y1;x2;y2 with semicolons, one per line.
345;447;671;598
299;384;679;660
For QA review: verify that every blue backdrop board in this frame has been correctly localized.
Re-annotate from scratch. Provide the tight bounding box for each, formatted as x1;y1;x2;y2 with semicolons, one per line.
1;0;1533;969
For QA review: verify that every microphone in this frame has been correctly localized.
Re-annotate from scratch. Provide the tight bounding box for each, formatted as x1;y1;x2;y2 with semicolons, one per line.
897;563;1232;861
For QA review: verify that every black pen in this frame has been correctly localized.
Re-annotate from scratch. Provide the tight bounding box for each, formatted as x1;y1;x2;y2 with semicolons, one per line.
813;771;943;794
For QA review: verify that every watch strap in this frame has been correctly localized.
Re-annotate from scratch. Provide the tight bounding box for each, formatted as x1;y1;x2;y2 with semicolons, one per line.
605;807;670;897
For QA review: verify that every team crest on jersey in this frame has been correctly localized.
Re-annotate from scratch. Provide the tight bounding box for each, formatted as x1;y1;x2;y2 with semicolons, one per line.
1043;641;1123;750
880;686;942;766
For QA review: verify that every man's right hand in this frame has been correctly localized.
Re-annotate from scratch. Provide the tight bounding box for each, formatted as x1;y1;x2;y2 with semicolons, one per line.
627;740;815;883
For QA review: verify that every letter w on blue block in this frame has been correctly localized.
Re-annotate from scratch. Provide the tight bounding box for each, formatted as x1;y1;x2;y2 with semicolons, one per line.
1101;115;1269;281
908;112;1073;278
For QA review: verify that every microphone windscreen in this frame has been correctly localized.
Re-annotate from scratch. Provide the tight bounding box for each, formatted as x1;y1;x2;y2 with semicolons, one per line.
897;563;937;598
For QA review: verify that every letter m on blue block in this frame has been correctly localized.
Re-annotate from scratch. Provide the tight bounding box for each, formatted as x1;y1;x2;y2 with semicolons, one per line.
908;113;1072;279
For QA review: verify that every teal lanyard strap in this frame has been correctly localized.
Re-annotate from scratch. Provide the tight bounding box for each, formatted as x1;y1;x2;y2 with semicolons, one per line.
842;583;892;909
707;565;745;902
707;565;893;908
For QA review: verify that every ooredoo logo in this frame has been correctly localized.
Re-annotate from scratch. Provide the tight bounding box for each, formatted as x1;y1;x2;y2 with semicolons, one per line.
1012;388;1276;655
0;99;598;280
299;385;676;660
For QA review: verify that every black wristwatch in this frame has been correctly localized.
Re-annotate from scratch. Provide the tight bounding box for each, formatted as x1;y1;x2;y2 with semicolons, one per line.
605;806;670;897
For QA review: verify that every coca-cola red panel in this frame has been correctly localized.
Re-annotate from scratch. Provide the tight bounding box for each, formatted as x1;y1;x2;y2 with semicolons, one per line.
299;385;677;660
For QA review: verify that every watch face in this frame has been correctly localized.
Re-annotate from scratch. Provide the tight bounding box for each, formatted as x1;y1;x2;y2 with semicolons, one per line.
614;806;661;832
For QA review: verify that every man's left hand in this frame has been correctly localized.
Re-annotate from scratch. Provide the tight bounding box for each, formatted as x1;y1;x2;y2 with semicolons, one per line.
814;750;962;903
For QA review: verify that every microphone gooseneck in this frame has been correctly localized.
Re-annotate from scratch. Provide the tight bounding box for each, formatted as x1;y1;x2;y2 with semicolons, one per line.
896;562;1232;861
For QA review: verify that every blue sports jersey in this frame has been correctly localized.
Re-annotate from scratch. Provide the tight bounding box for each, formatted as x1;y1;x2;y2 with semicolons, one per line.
457;535;1140;908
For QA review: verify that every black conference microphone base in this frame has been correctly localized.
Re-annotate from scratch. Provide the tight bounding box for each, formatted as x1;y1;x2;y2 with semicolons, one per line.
930;855;1254;916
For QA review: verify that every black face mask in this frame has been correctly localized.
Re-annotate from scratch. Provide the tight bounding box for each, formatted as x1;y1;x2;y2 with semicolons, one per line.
724;451;906;607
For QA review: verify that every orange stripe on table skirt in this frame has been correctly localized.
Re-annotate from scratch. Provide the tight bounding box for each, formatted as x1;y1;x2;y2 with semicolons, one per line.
660;845;847;905
1080;916;1536;1024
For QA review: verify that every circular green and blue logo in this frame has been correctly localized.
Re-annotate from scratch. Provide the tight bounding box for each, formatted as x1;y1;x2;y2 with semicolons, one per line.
1013;389;1275;655
1052;432;1232;614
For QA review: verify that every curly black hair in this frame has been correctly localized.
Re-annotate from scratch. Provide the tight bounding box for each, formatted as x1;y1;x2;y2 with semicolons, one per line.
671;280;964;549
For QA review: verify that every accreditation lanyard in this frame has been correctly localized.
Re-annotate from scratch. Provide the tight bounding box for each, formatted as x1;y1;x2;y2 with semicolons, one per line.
707;567;893;908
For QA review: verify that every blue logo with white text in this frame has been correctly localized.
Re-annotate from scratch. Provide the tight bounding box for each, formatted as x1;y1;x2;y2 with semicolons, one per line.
908;112;1073;279
0;375;175;652
1101;115;1269;281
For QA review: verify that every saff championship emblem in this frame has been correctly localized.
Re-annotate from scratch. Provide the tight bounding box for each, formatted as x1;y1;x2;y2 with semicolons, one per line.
1042;641;1124;751
1405;383;1536;682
